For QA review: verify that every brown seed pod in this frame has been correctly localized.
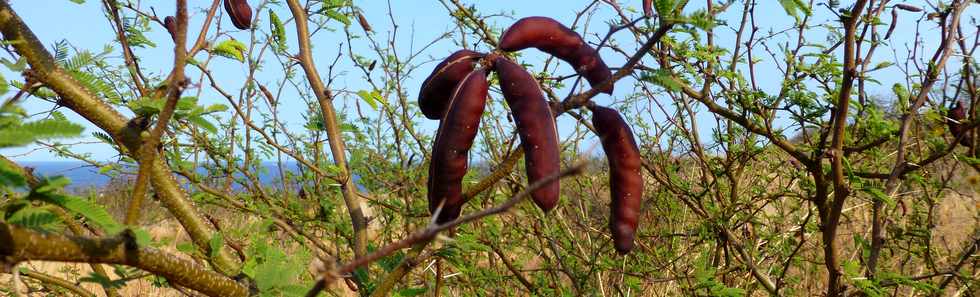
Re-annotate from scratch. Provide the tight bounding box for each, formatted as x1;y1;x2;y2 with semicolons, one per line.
885;8;899;40
572;45;613;93
499;16;613;94
418;50;485;119
494;56;561;211
894;3;923;12
589;104;643;254
428;69;489;224
948;101;973;147
164;16;177;40
643;0;653;16
356;12;372;32
223;0;252;30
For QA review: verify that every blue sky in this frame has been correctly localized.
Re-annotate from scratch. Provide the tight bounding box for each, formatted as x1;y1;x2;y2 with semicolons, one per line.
2;1;972;161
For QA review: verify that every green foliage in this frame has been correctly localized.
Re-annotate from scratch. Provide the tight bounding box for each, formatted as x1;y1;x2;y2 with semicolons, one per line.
779;0;812;21
318;0;353;26
127;96;226;133
123;17;157;48
209;233;225;258
892;83;910;112
29;176;123;234
356;89;385;110
653;0;677;17
2;2;977;296
0;160;26;188
213;39;248;62
843;260;886;297
6;207;63;232
269;10;288;53
52;42;125;104
689;255;746;296
640;68;683;91
677;9;718;31
242;234;313;297
0;104;84;148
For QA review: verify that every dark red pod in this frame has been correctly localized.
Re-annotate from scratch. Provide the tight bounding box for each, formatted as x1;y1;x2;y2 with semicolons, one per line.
163;16;177;40
494;56;561;211
573;45;613;93
499;16;613;94
643;0;653;16
427;69;489;224
590;105;643;254
948;101;973;147
418;50;484;119
223;0;252;30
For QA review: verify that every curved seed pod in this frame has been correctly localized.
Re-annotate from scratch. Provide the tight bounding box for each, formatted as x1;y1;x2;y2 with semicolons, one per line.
494;56;561;211
643;0;653;16
573;45;613;93
427;69;489;224
885;8;899;40
499;16;613;94
894;3;923;12
223;0;252;30
164;16;177;40
590;105;643;254
948;101;973;147
418;50;484;119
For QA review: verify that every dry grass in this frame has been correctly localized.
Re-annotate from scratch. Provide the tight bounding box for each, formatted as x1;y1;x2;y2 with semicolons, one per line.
2;169;977;296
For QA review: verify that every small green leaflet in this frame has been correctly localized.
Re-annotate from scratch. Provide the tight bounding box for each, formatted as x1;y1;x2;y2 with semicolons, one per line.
31;176;123;234
357;90;386;110
7;207;63;232
324;10;351;26
395;288;427;297
213;39;247;62
871;61;893;71
318;0;353;26
1;57;28;72
269;11;288;53
0;118;85;148
654;0;676;17
640;69;683;92
779;0;812;21
187;115;219;133
0;72;8;95
209;233;225;258
127;96;164;116
0;159;26;187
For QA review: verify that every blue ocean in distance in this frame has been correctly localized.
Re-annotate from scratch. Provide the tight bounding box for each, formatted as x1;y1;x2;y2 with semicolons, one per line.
15;161;312;191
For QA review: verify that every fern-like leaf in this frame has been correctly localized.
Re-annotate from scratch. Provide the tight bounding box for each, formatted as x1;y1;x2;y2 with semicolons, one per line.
7;207;64;232
0;160;27;188
31;176;123;234
213;39;247;62
269;11;288;53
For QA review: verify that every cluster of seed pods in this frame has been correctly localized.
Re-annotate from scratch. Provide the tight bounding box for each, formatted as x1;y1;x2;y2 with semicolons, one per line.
420;17;644;254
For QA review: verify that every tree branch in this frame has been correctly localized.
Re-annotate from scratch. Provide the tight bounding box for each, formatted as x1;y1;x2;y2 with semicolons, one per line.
0;1;241;276
0;223;248;297
306;161;586;297
284;0;370;259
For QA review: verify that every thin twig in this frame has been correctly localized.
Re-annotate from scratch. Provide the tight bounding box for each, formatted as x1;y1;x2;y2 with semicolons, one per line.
305;161;587;297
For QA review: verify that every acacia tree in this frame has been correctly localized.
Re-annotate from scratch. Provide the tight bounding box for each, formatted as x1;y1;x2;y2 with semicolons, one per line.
0;0;978;296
